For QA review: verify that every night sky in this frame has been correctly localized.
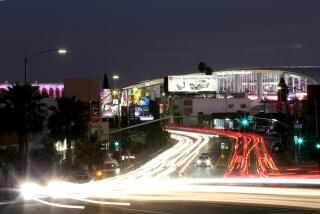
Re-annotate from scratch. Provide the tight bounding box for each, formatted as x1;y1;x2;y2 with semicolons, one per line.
1;0;320;87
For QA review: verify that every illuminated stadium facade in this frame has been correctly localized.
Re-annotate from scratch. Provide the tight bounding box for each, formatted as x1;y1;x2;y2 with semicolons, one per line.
127;66;320;101
214;68;316;100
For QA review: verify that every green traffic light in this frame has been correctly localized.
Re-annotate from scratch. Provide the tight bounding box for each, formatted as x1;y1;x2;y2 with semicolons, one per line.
297;138;303;144
114;141;119;146
241;119;248;126
316;144;320;149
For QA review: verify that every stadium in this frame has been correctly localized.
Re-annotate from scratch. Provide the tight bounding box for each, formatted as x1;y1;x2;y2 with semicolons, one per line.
126;66;320;101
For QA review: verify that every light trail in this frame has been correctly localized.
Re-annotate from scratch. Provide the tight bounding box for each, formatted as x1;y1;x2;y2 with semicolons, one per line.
32;198;85;209
166;126;280;177
20;130;210;208
19;128;320;211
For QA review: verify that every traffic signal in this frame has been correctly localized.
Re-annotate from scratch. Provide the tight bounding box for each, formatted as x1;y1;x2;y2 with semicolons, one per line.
112;139;121;151
294;135;303;144
241;118;249;126
114;140;120;147
297;137;303;144
315;138;320;149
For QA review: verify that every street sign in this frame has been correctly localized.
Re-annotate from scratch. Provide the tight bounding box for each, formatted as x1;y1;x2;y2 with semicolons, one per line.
294;135;298;144
221;143;225;150
294;124;303;129
115;145;120;152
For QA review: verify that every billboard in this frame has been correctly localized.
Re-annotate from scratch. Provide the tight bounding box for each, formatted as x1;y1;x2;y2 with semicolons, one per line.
101;89;120;118
168;75;217;93
128;88;151;105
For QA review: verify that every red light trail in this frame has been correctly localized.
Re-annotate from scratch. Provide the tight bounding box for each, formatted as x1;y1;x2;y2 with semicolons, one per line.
166;126;320;178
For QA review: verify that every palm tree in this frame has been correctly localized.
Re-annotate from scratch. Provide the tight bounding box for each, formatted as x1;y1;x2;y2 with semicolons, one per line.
74;134;103;172
198;62;207;72
47;96;89;168
0;84;47;174
197;62;213;75
205;66;213;75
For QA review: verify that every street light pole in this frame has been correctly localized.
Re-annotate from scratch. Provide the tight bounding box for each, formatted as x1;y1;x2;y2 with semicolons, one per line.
24;48;67;84
22;48;67;176
314;97;318;139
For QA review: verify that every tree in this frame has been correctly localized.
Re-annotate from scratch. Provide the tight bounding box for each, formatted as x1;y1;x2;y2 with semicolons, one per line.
197;112;204;125
48;96;89;169
198;62;207;72
0;147;18;186
277;77;289;102
205;67;213;75
301;100;320;160
0;84;47;174
73;134;103;172
197;62;213;75
145;100;169;149
103;73;110;89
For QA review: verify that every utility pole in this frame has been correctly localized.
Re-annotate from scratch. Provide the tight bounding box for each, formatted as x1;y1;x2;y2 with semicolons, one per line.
314;97;318;139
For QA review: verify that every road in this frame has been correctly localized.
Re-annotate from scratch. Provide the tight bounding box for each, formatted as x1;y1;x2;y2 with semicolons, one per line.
1;201;317;214
168;126;279;177
183;136;232;178
2;127;320;213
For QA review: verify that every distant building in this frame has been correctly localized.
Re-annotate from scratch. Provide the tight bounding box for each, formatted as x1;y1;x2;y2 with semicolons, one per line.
123;66;320;115
0;82;64;98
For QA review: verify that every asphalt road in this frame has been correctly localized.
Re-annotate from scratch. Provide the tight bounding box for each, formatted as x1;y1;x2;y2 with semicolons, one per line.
1;201;318;214
184;136;232;178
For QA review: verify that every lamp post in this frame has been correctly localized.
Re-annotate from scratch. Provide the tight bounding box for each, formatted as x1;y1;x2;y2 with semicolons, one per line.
24;48;67;84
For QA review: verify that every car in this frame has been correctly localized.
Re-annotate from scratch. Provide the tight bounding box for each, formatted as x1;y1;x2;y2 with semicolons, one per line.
95;159;120;179
70;171;93;184
196;153;212;167
176;83;184;90
189;80;210;90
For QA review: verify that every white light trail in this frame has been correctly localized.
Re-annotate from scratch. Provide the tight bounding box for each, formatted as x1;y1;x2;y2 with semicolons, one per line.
19;129;320;211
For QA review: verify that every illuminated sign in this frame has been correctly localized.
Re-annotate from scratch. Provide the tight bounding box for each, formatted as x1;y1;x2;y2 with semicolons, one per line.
139;115;154;121
91;102;100;123
216;70;252;75
101;89;119;118
168;75;217;93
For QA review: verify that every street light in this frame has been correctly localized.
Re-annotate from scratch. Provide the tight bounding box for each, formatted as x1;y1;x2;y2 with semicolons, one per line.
112;75;120;80
24;48;67;83
58;49;67;54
